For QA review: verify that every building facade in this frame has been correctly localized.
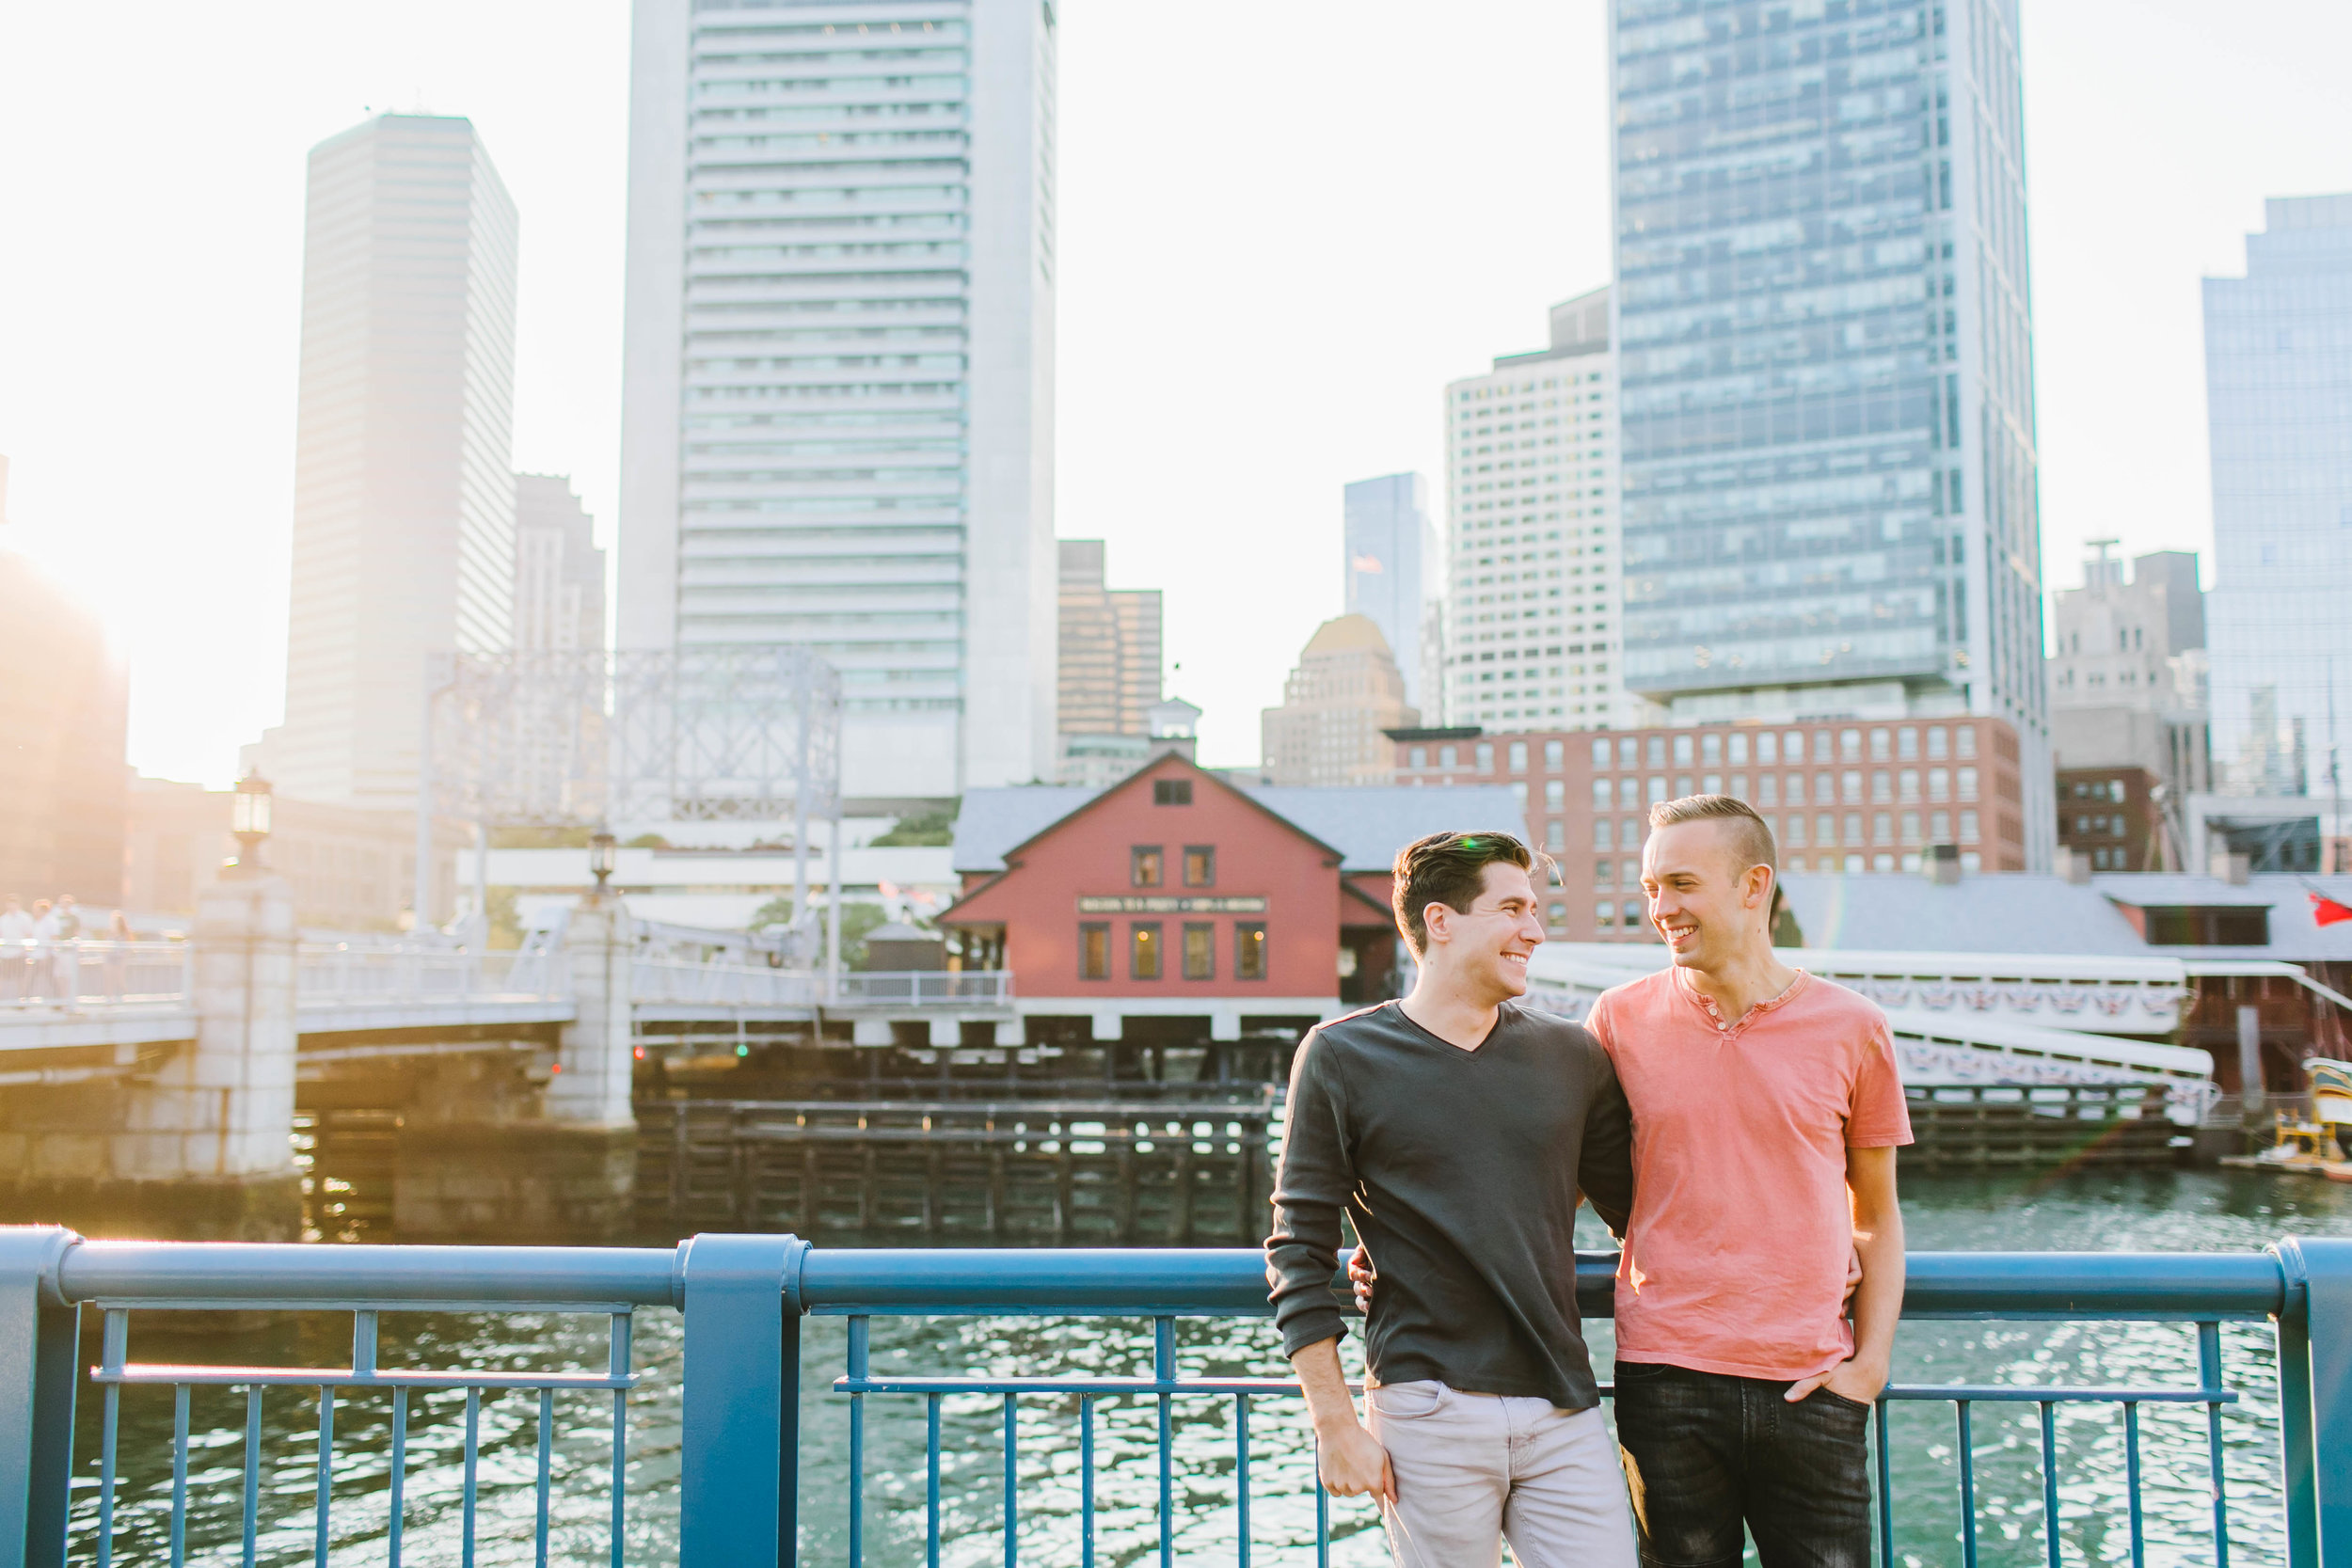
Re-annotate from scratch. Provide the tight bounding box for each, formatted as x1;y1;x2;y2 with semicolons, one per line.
1393;713;2026;941
2203;194;2352;799
514;475;608;654
0;538;127;908
270;115;518;811
1343;473;1439;713
1057;539;1161;733
1261;615;1420;787
617;0;1058;800
1443;285;1623;731
1610;1;2052;866
2056;766;2159;874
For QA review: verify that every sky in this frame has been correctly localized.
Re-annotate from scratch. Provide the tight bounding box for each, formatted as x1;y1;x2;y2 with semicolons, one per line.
2;1;2349;782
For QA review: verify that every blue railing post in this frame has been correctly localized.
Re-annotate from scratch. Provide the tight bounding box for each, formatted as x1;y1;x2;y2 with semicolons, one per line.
679;1233;811;1568
2276;1236;2352;1568
0;1227;80;1568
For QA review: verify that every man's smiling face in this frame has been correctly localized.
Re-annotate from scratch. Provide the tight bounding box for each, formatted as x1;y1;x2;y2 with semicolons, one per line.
1428;860;1547;999
1641;818;1766;970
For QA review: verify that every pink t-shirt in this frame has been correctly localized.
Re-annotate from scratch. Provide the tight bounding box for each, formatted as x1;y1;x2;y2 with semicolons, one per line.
1584;967;1912;1381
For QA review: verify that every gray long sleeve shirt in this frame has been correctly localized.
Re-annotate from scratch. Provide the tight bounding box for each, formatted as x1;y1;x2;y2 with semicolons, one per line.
1263;999;1635;1412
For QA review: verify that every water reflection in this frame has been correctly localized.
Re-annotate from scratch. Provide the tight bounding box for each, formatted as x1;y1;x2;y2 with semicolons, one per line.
70;1170;2352;1565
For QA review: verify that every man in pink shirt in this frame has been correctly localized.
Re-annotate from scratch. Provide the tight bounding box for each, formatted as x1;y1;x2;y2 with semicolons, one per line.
1585;794;1909;1566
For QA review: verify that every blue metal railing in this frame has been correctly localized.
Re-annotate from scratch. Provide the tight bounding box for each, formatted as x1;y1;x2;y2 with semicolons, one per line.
2;1230;2349;1567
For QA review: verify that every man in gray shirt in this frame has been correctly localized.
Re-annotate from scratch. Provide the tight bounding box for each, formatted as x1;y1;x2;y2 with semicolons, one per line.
1265;831;1638;1567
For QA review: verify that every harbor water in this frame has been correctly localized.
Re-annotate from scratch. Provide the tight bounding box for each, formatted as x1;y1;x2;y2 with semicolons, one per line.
70;1168;2352;1566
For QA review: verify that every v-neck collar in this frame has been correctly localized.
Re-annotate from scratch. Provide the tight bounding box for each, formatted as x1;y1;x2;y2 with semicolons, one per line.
1391;997;1510;1055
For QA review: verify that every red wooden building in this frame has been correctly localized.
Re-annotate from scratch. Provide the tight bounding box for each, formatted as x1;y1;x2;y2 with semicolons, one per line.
945;752;1520;1063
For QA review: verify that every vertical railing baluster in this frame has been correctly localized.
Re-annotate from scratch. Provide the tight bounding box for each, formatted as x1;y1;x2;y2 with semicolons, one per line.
1956;1402;1978;1568
1313;1438;1328;1568
1003;1391;1019;1567
1079;1395;1095;1568
314;1384;337;1568
243;1386;263;1568
389;1386;409;1568
848;1316;868;1568
2038;1400;2059;1568
97;1309;125;1568
169;1384;191;1568
536;1386;555;1568
1873;1396;1893;1568
927;1393;943;1568
610;1312;632;1568
1154;1317;1174;1568
463;1386;483;1568
2124;1401;2145;1568
1234;1394;1249;1568
2199;1320;2230;1568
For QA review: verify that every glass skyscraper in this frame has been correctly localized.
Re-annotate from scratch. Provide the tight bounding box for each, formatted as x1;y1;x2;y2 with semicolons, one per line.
2203;195;2352;800
1343;473;1439;713
1610;0;2050;864
619;0;1058;800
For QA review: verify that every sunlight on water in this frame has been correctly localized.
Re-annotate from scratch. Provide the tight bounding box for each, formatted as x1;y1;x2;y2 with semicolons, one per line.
69;1169;2352;1565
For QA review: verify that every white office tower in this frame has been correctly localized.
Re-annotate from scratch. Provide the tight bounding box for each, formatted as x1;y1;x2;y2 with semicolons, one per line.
618;0;1057;800
1343;473;1440;712
1611;1;2051;865
273;115;517;809
1443;286;1626;730
514;476;608;654
2204;195;2352;799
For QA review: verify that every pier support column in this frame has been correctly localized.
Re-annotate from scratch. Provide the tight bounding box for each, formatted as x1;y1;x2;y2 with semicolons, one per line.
2237;1004;2267;1130
0;867;304;1239
391;900;638;1242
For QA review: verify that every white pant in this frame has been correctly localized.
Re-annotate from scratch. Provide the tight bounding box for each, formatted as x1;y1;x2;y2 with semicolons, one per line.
1365;1380;1638;1568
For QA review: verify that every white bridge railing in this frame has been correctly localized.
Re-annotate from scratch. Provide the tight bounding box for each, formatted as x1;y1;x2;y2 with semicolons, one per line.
629;961;1012;1009
295;942;572;1006
0;942;194;1009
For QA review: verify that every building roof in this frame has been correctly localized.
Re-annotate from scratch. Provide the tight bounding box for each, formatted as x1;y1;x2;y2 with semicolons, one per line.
1777;872;2352;963
950;778;1527;877
1300;613;1393;658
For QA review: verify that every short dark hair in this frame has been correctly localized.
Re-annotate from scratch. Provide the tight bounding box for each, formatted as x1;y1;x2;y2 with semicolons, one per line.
1391;831;1536;957
1647;794;1776;875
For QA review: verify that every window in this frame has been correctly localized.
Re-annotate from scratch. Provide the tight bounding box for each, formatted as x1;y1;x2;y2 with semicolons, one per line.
1786;814;1806;846
1183;923;1214;980
1589;738;1609;767
1131;846;1163;886
1956;727;1977;759
1812;731;1835;764
1648;776;1668;804
1593;819;1613;851
1872;771;1893;803
1901;811;1920;844
1927;727;1949;761
1873;812;1893;845
1508;740;1528;772
1079;924;1109;981
1817;814;1837;847
1842;771;1864;804
1595;858;1613;888
1438;744;1457;768
1539;779;1561;811
1840;729;1863;762
1674;735;1694;766
1729;773;1747;800
1619;778;1642;810
1234;923;1266;980
1595;899;1616;928
1899;768;1920;802
1898;727;1919;760
1931;810;1951;841
1815;774;1836;805
1702;773;1722;796
1957;768;1979;801
1153;779;1192;805
1182;847;1215;887
1959;811;1979;844
1131;923;1162;979
1869;730;1892;762
1547;819;1565;851
1619;738;1639;769
1728;733;1749;766
1758;775;1779;807
1621;899;1645;928
1701;734;1722;766
1843;813;1865;845
1647;736;1666;768
1409;746;1427;768
1476;742;1495;771
1757;732;1779;766
1547;739;1565;768
1928;768;1949;802
1591;779;1613;811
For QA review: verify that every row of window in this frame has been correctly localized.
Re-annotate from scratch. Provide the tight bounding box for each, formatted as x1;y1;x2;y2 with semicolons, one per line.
1130;846;1214;888
1406;724;1979;776
1078;923;1265;982
1579;768;1979;811
1578;808;1979;854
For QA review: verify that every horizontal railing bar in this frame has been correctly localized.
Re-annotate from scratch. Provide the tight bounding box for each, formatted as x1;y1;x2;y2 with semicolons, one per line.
96;1365;636;1391
833;1377;2235;1404
59;1242;679;1307
801;1249;2287;1321
88;1299;644;1317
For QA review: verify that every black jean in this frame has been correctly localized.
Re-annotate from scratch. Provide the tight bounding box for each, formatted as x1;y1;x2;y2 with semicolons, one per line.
1611;1360;1874;1568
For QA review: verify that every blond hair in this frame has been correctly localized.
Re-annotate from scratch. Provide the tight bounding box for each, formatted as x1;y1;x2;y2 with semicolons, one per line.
1648;793;1776;876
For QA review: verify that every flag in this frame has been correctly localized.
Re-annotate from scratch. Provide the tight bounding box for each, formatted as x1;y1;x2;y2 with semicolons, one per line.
2312;891;2352;927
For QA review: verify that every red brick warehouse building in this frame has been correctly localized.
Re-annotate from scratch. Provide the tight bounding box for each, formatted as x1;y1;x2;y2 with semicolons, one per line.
1391;715;2027;942
944;752;1522;1073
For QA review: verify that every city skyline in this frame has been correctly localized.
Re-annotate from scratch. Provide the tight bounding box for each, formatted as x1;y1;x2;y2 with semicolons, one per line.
1;0;2349;779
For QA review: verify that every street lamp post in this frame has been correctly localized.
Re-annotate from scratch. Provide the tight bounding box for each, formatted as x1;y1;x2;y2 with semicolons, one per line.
230;773;274;871
588;831;617;900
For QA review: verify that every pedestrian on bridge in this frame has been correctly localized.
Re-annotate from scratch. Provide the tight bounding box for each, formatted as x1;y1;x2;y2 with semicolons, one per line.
0;895;28;1002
